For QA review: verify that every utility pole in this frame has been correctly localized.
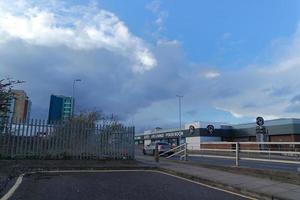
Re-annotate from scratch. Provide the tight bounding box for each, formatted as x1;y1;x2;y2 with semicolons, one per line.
176;95;183;145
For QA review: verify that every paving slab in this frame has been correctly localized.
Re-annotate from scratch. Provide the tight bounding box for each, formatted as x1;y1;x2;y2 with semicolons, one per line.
254;183;300;196
237;179;281;190
275;190;300;200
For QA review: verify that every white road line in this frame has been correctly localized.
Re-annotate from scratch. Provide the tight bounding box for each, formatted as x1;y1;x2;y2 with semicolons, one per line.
1;174;24;200
0;170;256;200
155;170;257;200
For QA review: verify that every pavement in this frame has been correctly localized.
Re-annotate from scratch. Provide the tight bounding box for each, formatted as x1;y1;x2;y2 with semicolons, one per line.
7;171;249;200
174;155;300;172
135;154;300;200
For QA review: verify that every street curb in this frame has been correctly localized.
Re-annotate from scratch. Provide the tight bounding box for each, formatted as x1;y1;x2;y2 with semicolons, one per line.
158;167;286;200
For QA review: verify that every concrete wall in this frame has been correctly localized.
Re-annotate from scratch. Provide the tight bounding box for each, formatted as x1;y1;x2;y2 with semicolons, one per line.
186;136;200;150
186;136;221;150
144;139;151;147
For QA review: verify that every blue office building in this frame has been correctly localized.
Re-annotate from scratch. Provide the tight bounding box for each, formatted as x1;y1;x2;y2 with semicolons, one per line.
48;95;74;123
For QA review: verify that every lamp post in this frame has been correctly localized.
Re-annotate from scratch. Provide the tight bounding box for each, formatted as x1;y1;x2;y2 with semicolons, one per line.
176;95;183;145
72;79;81;117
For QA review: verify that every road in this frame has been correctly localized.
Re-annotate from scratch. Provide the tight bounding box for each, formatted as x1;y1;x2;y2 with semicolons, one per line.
9;171;249;200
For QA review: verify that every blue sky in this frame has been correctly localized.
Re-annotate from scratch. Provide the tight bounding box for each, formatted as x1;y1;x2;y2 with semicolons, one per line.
99;0;300;62
1;0;300;132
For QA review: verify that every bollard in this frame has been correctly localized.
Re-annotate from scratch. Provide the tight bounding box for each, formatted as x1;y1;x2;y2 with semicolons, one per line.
235;142;239;167
155;143;159;163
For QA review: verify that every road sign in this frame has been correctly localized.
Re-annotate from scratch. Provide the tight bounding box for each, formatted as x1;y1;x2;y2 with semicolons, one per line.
189;125;195;134
207;125;215;134
256;117;264;126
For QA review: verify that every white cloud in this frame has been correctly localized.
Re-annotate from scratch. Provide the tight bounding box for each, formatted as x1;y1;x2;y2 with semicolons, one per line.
157;39;179;45
0;0;157;73
215;107;243;118
222;32;232;40
146;0;168;34
204;71;221;79
2;0;300;130
212;25;300;120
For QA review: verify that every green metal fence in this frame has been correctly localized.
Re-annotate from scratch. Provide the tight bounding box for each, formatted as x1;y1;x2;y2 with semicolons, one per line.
0;119;135;160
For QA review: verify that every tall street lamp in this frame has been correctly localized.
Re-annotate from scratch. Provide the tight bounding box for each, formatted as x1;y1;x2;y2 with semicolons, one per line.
176;95;183;145
72;79;81;117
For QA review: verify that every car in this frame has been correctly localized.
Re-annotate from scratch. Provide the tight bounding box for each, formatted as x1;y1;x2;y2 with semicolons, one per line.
143;142;172;156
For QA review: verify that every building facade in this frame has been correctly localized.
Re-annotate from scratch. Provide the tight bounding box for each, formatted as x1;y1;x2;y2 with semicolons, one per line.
135;118;300;148
48;95;74;123
7;90;31;123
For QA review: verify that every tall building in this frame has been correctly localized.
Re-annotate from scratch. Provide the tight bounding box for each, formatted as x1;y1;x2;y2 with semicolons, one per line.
48;95;74;123
9;90;31;123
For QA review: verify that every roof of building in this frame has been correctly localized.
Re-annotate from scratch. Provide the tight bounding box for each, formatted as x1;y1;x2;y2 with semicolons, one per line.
51;94;73;99
232;118;300;129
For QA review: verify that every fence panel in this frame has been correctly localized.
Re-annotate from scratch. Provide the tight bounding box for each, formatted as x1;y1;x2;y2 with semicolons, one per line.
0;119;135;160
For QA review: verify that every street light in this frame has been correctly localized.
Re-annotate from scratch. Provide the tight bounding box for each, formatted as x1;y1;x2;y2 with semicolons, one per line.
176;95;183;145
72;79;81;117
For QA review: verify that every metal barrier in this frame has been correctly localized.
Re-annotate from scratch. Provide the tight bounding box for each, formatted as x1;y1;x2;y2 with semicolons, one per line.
189;142;300;166
0;119;135;160
159;143;188;161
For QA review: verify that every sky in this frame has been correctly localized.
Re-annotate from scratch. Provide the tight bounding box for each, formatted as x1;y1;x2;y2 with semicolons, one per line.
1;0;300;132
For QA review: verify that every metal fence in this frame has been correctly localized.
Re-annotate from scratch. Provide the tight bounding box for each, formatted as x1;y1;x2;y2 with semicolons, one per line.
187;142;300;166
0;119;135;160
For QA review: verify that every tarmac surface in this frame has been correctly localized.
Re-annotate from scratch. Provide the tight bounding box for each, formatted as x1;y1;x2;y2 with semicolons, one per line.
8;171;248;200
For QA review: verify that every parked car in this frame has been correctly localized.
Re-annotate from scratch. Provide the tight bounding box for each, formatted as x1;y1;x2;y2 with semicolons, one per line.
143;142;172;156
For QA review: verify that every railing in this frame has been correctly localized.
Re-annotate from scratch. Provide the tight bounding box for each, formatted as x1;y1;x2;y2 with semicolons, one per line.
188;142;300;166
0;119;135;160
159;143;188;161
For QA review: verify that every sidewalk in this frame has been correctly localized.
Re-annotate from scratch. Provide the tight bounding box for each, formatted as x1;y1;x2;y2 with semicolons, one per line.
136;155;300;200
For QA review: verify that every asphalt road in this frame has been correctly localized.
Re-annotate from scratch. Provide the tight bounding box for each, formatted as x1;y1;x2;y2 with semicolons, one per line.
9;171;249;200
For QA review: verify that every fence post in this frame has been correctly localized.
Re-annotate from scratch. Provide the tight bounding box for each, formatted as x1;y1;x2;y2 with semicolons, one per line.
235;142;239;167
155;143;159;163
132;127;135;160
184;143;188;161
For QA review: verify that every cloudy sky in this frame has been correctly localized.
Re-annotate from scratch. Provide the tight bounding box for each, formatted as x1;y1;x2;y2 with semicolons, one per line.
1;0;300;132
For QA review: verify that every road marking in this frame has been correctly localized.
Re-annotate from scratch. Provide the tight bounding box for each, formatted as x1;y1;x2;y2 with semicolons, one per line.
1;169;256;200
1;174;24;200
155;170;257;200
